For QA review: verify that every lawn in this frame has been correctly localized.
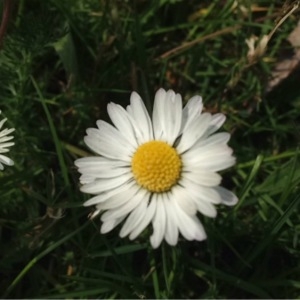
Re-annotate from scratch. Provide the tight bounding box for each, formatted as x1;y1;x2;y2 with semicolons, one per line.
0;0;300;298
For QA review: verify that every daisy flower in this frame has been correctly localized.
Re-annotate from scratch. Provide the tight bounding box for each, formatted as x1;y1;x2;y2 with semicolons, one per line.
0;110;15;170
75;88;238;248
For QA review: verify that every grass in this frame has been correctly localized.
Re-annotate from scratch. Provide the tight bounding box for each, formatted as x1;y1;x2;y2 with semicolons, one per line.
1;0;300;298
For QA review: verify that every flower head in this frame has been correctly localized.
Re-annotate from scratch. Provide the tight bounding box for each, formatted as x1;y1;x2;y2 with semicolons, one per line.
0;111;15;170
75;89;238;248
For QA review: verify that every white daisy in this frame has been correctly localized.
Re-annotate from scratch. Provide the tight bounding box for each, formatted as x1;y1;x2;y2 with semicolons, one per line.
75;88;238;248
0;110;15;170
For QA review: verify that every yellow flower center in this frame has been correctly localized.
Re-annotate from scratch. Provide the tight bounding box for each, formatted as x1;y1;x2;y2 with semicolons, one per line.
131;141;182;193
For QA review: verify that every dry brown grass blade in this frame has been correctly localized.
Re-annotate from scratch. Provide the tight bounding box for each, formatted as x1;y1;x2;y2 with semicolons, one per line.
0;0;13;49
157;25;240;60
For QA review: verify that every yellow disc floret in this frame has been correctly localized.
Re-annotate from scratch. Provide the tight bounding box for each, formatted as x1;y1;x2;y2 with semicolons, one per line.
131;141;182;193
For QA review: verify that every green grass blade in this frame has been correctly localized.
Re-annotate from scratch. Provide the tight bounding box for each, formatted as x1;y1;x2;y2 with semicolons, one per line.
246;194;300;264
3;222;89;298
31;77;72;198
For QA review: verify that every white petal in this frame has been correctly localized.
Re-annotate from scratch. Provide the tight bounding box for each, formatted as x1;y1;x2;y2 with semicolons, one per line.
150;194;167;248
84;193;112;207
0;142;14;152
0;135;14;143
83;181;135;206
194;200;217;218
174;203;207;241
96;182;139;210
0;118;7;130
0;127;15;138
119;198;149;237
75;156;128;168
164;194;179;246
171;184;197;215
129;92;153;142
129;194;157;240
79;174;95;184
109;100;152;146
192;156;236;172
177;113;212;153
163;90;182;145
101;216;125;234
192;132;231;149
183;146;236;172
99;184;143;212
107;103;138;144
181;169;222;187
152;88;166;141
179;178;222;204
182;144;233;165
84;125;133;161
0;154;14;166
205;113;226;136
0;149;9;154
96;120;133;147
180;95;203;134
213;186;238;206
78;165;131;179
80;172;132;194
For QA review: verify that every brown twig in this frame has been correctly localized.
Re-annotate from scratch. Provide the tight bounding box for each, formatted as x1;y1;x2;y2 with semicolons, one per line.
157;25;240;60
0;0;13;49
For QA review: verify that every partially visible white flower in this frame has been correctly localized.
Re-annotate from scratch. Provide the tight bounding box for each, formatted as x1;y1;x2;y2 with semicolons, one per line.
75;89;238;248
0;110;15;170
